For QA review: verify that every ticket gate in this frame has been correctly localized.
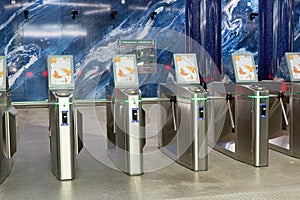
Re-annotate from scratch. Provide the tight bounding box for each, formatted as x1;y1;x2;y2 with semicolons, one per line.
0;78;17;184
209;83;269;167
106;86;145;175
47;55;83;180
158;84;208;171
49;90;83;180
262;82;300;158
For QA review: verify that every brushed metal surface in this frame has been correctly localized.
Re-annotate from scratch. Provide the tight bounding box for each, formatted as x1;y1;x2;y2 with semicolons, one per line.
0;85;17;184
106;87;145;175
211;83;269;167
262;82;300;159
291;83;300;158
236;85;269;167
158;84;207;171
49;90;77;180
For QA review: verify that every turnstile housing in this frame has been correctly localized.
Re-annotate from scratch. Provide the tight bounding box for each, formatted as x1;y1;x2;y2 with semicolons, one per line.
263;82;300;158
291;83;300;157
236;84;269;166
158;84;207;171
106;86;145;175
210;83;269;167
0;87;17;184
49;90;83;180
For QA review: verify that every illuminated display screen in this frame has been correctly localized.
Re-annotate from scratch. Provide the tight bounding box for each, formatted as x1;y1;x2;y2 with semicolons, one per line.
174;53;200;85
285;53;300;82
47;55;74;89
232;53;258;83
113;54;139;88
0;56;6;91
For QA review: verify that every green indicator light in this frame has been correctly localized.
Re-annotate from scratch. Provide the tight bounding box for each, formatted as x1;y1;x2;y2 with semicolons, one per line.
179;96;207;101
237;94;269;99
247;95;269;99
124;100;142;103
191;98;207;101
53;102;73;105
114;99;142;103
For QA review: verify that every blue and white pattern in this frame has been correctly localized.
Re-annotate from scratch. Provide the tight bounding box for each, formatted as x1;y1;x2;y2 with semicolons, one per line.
221;0;258;81
294;0;300;52
1;0;185;101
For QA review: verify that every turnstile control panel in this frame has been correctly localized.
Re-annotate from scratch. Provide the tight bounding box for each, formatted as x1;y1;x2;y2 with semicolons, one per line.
210;82;269;167
158;53;208;171
106;54;145;176
236;84;269;166
47;55;83;181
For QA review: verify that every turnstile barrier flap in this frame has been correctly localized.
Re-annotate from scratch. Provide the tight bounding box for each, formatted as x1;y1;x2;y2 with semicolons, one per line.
74;108;83;154
4;106;17;158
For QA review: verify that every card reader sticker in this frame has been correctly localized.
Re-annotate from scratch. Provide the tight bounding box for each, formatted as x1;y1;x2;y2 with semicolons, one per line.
61;111;69;126
198;106;204;120
260;103;267;118
131;108;139;123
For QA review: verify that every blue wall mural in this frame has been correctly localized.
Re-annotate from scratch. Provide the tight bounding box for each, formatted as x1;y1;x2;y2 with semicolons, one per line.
0;0;186;101
3;0;287;100
221;0;259;81
259;0;293;80
295;0;300;51
186;0;222;85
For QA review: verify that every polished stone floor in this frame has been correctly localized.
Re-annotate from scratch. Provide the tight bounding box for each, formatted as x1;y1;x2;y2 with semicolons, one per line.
1;106;300;199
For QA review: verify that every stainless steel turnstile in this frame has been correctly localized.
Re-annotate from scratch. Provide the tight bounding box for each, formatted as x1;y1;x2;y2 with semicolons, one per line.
263;82;300;158
158;84;207;171
209;83;269;167
106;86;145;175
49;90;83;180
0;79;17;184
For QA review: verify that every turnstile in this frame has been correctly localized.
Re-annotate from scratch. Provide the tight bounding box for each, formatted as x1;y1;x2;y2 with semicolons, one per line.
106;86;145;175
0;81;17;184
47;55;83;180
49;90;83;180
262;82;300;158
158;84;207;171
209;83;269;167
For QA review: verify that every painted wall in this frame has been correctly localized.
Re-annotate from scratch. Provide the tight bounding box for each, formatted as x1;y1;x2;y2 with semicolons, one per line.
221;0;259;81
186;0;222;85
295;0;300;51
1;0;186;101
1;0;273;101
